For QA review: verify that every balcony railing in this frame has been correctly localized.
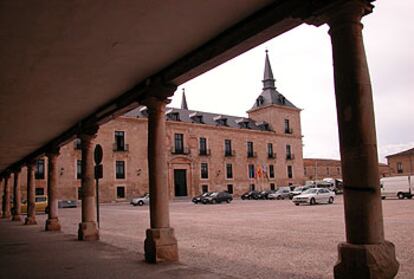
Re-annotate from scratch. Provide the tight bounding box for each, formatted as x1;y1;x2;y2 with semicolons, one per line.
199;149;211;156
247;151;257;158
113;143;129;152
285;128;293;134
268;152;277;159
171;147;191;155
224;150;235;157
286;153;295;160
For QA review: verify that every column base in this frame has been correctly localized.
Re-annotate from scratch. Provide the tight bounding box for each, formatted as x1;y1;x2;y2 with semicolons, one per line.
144;228;178;263
24;216;37;225
2;212;11;219
11;214;22;222
334;241;399;279
45;218;61;231
78;221;99;241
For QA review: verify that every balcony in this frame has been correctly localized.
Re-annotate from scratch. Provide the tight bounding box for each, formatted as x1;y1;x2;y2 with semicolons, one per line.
199;149;211;156
171;147;191;155
247;151;257;158
268;152;277;159
285;128;293;134
113;143;129;152
286;153;295;160
224;150;236;157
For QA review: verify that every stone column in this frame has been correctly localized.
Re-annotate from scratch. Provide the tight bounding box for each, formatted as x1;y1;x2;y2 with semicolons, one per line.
11;169;22;221
78;127;99;240
25;161;37;225
142;94;178;263
2;174;11;219
45;147;61;231
327;2;399;278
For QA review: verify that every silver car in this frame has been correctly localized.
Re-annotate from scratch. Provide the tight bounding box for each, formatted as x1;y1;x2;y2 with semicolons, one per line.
292;188;335;206
268;188;291;200
131;193;150;206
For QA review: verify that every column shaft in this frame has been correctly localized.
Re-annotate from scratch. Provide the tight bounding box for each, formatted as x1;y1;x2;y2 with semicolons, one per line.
12;170;22;221
78;130;99;240
25;163;37;225
328;2;399;278
2;175;11;218
143;94;178;263
45;149;61;231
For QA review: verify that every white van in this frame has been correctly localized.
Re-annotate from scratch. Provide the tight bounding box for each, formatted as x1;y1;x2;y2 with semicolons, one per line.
380;175;413;200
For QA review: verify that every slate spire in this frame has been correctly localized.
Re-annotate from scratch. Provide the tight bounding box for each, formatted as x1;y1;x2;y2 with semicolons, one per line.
262;50;276;91
181;88;188;110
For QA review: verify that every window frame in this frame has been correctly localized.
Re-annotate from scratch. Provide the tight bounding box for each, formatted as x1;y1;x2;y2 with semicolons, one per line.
115;160;126;179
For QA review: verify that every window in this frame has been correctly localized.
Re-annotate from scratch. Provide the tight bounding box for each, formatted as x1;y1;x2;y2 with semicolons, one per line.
199;137;207;155
287;165;293;179
77;160;82;179
226;163;233;179
270;183;276;190
284;119;292;134
249;184;255;191
35;188;44;196
202;185;209;193
304;167;307;176
267;143;274;158
397;162;403;174
327;167;330;175
269;164;275;178
337;167;341;175
174;133;184;154
114;131;125;151
201;163;208;179
248;164;255;178
224;139;232;156
116;161;125;179
286;145;292;160
116;186;126;199
247;141;254;157
74;138;81;150
227;184;233;194
77;187;82;200
35;159;45;179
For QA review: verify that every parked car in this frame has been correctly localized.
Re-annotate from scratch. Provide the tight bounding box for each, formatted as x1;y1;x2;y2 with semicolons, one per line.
292;188;335;206
259;190;277;199
241;190;263;200
268;188;291;200
201;191;233;204
58;200;78;208
131;193;150;206
192;192;212;204
289;186;313;199
21;195;48;214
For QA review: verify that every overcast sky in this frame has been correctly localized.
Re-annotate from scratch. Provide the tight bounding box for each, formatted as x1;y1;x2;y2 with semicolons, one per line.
170;1;413;163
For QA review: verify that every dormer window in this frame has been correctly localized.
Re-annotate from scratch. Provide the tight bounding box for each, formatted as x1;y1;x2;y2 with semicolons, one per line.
278;95;286;104
139;106;149;117
189;112;204;124
256;96;264;107
214;115;228;126
166;109;180;121
236;118;250;129
256;121;271;131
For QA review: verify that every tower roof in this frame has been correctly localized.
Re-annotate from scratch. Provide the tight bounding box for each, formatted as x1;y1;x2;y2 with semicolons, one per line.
250;51;297;111
181;88;188;110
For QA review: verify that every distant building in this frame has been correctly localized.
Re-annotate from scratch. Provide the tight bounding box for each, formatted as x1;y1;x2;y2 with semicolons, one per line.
20;52;305;202
386;147;414;176
304;158;391;181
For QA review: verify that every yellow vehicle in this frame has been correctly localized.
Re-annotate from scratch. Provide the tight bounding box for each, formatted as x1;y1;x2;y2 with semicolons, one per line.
21;195;48;214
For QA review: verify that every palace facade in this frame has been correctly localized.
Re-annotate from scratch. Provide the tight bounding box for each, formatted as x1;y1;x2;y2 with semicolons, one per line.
20;53;304;202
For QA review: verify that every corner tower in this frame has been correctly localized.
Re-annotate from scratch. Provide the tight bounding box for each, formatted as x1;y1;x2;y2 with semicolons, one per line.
247;51;302;138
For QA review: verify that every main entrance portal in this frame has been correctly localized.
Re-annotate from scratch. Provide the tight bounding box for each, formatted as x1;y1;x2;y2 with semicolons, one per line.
174;169;187;197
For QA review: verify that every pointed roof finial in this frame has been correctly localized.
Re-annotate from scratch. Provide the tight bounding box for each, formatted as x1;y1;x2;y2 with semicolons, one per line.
181;88;188;110
262;50;276;90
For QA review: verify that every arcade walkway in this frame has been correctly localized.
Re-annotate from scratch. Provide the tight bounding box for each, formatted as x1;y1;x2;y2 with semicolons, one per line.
0;219;233;279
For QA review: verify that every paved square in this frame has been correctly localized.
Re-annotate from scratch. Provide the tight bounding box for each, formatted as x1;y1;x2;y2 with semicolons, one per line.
36;196;414;278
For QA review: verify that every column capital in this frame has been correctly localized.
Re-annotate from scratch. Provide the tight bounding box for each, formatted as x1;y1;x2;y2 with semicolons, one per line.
140;80;176;107
327;1;373;29
141;96;171;113
77;125;99;141
25;159;37;168
46;145;61;158
12;167;21;175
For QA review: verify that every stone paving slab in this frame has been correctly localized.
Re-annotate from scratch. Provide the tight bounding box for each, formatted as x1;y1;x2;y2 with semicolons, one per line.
0;220;235;279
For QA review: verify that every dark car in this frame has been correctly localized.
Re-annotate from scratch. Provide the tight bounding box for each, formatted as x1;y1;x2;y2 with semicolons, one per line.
201;191;233;204
58;200;78;208
192;192;211;204
241;190;263;200
260;190;277;199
